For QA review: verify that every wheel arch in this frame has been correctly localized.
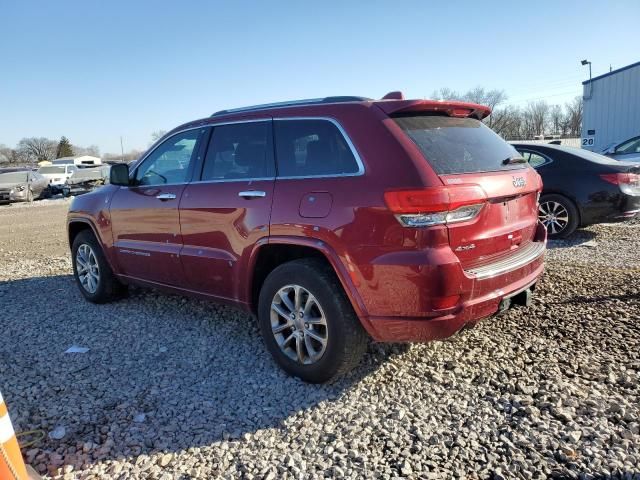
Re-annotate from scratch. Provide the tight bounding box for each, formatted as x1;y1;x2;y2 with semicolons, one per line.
68;218;101;249
246;237;370;330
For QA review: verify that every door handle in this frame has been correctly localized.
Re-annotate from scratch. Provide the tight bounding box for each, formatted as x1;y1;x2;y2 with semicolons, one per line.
156;193;177;201
238;190;266;199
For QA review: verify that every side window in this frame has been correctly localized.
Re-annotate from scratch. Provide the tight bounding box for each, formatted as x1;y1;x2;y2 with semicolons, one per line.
67;165;77;174
200;121;273;181
274;119;360;177
528;153;549;168
135;129;205;186
616;137;640;154
517;150;549;169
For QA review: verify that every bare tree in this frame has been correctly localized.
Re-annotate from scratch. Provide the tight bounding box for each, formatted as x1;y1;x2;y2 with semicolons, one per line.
72;144;101;157
0;145;10;164
564;96;583;137
16;137;57;163
490;106;523;139
431;86;508;128
150;130;168;146
549;105;563;135
431;88;460;101
525;101;550;136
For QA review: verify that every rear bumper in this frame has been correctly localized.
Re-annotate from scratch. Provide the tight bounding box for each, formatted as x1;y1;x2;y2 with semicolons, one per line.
360;223;547;343
581;192;640;225
365;259;543;342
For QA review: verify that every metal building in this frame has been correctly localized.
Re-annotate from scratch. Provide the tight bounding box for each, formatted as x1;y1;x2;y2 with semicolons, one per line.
581;60;640;152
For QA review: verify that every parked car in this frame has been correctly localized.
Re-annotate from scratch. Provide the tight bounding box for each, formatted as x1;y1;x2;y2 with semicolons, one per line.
0;170;49;203
38;164;78;194
53;156;103;167
63;165;111;196
512;143;640;238
68;93;546;383
601;135;640;163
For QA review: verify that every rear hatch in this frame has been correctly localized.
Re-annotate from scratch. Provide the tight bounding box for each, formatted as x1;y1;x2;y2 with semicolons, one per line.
391;113;542;269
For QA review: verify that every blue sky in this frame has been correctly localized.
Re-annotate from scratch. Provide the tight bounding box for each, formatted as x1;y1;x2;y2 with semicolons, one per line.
1;0;638;154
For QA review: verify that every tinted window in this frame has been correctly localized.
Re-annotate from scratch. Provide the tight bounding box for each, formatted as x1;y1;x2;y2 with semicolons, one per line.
616;137;640;154
201;121;272;181
135;128;205;186
393;114;522;175
274;120;360;177
516;150;549;169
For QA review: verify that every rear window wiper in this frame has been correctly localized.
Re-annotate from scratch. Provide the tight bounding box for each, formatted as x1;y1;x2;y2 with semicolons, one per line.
502;156;527;165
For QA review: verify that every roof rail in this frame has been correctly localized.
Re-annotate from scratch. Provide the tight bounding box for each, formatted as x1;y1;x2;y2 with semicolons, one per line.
211;96;371;116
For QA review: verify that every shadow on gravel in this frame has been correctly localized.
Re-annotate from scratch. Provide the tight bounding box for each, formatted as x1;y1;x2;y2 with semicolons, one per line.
0;274;405;474
546;229;597;250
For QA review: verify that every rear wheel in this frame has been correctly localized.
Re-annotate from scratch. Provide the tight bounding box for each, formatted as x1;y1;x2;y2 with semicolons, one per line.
72;230;127;303
539;194;579;239
258;258;368;383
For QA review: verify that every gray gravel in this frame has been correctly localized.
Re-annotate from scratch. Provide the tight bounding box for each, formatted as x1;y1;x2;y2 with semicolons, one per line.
0;200;638;479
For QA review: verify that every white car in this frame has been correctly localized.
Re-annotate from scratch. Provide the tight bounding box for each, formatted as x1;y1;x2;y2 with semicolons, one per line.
38;164;78;193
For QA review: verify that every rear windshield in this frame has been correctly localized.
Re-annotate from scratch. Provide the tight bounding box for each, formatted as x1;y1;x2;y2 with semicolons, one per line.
393;114;523;175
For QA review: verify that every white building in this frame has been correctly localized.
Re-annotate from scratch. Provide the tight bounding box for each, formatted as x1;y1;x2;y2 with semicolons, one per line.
581;61;640;152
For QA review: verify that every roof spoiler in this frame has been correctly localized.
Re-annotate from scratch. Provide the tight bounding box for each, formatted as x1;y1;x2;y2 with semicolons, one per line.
377;94;491;119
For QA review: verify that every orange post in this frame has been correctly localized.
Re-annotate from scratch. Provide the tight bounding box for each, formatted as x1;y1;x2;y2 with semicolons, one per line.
0;390;30;480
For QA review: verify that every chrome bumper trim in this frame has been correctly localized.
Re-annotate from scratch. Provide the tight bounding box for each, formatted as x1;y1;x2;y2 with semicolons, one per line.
465;241;546;279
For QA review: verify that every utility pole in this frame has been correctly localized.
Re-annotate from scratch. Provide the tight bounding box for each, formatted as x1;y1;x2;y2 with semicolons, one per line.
120;137;124;163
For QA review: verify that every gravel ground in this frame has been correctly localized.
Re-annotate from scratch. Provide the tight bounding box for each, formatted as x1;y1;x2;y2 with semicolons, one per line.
0;199;638;480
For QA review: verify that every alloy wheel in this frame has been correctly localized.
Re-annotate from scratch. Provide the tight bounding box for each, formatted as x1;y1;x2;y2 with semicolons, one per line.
270;285;328;365
76;244;100;294
539;201;570;235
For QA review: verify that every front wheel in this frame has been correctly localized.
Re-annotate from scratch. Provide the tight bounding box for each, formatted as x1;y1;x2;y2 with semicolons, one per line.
72;230;127;303
538;194;579;239
257;259;368;383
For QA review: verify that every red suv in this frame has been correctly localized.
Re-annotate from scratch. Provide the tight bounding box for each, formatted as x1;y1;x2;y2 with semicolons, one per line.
67;92;546;383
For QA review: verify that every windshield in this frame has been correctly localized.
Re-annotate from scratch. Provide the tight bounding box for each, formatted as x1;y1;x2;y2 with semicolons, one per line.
39;166;66;174
0;172;28;183
393;114;523;174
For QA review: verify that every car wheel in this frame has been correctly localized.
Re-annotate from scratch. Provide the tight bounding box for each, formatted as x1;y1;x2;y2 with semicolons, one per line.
72;230;127;303
258;258;368;383
26;188;33;203
538;194;579;239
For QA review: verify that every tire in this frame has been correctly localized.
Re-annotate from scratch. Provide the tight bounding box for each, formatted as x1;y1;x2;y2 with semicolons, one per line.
26;188;33;203
71;230;127;303
257;258;368;383
538;193;579;239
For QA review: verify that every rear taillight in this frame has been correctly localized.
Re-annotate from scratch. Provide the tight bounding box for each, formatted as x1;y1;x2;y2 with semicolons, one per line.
600;173;640;195
384;184;487;227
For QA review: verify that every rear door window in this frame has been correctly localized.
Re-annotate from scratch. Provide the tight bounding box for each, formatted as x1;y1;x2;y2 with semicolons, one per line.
516;149;551;169
392;114;523;175
200;121;274;181
274;119;361;177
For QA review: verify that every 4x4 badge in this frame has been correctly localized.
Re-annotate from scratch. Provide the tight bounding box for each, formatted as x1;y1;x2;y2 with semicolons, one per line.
512;176;526;188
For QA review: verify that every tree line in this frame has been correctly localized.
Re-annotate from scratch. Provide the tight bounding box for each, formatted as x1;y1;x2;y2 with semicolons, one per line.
431;87;583;139
0;136;101;165
1;91;583;166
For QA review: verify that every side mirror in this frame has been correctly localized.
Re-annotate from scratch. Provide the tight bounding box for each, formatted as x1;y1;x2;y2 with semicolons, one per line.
110;163;130;186
606;147;616;155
